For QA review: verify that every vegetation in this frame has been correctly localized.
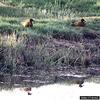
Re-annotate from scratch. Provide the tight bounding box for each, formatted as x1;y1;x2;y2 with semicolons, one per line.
0;0;100;88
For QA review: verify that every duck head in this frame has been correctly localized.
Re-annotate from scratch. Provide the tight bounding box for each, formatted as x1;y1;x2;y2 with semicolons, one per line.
81;19;86;22
30;19;34;22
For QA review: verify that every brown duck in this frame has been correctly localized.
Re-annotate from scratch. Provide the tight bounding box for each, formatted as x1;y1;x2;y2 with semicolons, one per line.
71;19;86;27
21;18;34;28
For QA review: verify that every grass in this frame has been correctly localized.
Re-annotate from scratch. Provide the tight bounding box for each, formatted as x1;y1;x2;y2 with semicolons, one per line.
0;31;100;87
0;0;100;88
0;16;100;37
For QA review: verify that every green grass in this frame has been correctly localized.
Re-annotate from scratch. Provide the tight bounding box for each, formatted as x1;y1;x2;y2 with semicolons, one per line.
0;16;100;37
0;0;99;37
0;0;100;18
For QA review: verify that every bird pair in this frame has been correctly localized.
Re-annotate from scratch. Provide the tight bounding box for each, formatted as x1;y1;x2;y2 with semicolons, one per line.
22;18;86;28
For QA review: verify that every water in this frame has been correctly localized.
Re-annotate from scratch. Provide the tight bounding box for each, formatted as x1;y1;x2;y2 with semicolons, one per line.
0;82;100;100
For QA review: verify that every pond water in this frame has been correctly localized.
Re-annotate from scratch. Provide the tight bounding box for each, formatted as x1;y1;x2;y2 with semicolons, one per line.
0;82;100;100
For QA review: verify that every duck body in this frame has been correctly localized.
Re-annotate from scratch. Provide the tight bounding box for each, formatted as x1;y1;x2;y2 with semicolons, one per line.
21;19;34;28
24;21;33;27
71;19;86;27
